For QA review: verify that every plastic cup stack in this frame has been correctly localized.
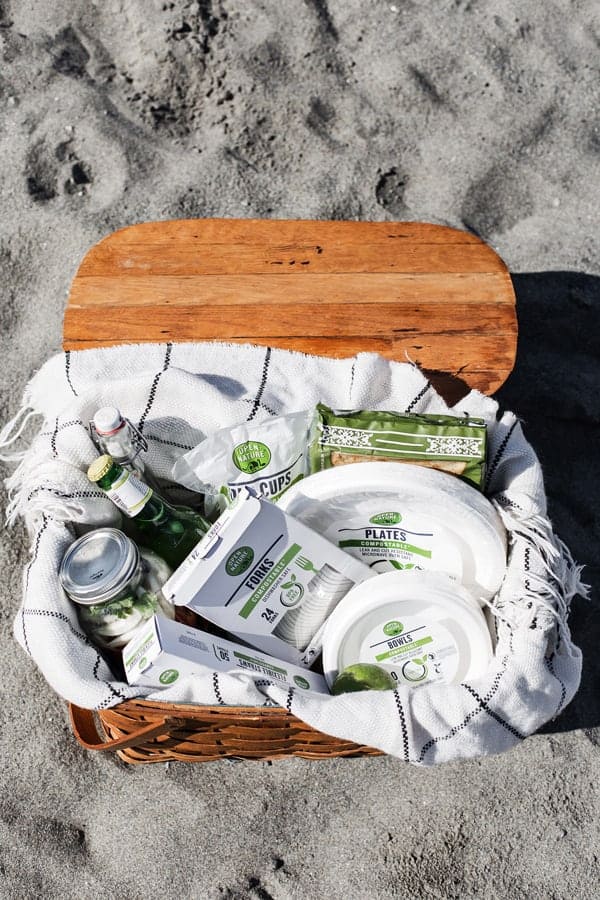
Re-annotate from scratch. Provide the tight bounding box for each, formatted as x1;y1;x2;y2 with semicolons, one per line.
274;564;355;651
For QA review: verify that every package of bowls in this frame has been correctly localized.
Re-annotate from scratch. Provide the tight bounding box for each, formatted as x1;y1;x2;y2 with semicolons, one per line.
320;569;494;690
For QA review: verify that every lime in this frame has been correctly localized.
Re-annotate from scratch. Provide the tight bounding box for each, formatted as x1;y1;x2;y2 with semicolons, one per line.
331;663;396;695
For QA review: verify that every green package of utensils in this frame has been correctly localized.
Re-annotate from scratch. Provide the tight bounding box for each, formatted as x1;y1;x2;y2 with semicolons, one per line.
309;404;487;490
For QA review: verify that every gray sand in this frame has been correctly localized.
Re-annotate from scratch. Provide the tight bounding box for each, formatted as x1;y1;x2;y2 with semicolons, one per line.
1;2;599;898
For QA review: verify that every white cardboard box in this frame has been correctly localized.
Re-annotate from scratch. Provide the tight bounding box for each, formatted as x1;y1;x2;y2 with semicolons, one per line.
122;614;329;694
161;489;372;666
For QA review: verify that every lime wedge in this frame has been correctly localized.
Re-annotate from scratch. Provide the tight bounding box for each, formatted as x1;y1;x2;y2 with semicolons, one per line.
331;663;396;694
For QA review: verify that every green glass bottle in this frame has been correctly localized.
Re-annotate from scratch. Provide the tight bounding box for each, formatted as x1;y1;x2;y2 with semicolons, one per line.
88;455;210;570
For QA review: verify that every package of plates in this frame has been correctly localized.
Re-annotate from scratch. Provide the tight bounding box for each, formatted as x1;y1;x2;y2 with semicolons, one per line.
278;462;507;603
276;463;505;689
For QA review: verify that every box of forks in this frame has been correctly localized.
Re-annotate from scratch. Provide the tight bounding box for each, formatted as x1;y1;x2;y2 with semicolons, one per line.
161;488;372;667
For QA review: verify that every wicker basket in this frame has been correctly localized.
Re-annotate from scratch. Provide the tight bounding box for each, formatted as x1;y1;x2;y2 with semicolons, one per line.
61;217;517;763
69;701;381;764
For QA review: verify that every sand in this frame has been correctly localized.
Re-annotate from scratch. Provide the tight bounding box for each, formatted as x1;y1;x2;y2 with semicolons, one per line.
1;1;599;898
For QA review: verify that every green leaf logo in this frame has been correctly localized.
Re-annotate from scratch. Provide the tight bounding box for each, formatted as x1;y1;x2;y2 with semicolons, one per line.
225;546;255;577
370;511;402;526
383;620;404;637
402;660;428;683
294;675;310;689
159;668;179;685
232;440;271;474
280;582;304;607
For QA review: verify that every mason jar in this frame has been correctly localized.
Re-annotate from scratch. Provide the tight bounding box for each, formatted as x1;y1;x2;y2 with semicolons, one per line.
59;528;174;650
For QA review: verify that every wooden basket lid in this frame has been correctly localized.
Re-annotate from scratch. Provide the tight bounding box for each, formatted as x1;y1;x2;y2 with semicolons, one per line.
63;218;517;401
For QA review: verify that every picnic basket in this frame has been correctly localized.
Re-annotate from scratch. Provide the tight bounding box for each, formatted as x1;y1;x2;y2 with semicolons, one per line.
63;218;517;763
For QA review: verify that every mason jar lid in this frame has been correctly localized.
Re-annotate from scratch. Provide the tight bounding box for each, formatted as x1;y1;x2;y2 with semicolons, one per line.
59;528;140;606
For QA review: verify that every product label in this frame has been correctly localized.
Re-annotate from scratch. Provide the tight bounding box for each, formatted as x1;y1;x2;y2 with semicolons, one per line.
121;614;330;693
160;490;372;667
106;470;152;517
232;441;271;474
329;510;445;575
232;650;288;682
124;628;156;671
238;542;301;619
226;454;305;502
321;424;483;459
309;404;487;489
225;546;255;576
173;409;313;509
362;617;459;686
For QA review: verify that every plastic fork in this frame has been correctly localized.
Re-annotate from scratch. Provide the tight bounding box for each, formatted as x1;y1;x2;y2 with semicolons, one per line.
296;556;319;574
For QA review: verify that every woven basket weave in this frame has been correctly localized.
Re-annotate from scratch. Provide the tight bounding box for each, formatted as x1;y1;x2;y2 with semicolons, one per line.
69;701;381;764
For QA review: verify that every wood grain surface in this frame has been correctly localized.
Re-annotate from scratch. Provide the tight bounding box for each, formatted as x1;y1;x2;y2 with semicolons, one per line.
63;218;517;400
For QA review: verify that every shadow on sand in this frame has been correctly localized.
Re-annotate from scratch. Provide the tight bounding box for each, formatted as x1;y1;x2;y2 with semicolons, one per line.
496;272;599;737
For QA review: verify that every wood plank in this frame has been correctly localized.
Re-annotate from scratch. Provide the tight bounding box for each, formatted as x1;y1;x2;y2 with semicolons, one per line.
64;301;515;340
105;219;485;247
68;272;513;310
63;328;516;373
78;240;503;277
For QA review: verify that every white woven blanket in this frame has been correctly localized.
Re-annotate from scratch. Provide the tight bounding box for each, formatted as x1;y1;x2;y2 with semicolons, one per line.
0;342;586;765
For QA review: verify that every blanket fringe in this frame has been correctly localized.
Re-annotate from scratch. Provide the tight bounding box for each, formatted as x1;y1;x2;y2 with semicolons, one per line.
493;504;590;637
5;459;97;529
4;459;28;526
0;405;39;463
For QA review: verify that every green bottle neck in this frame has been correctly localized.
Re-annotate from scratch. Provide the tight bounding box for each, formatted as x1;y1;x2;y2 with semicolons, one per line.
96;460;129;491
95;461;158;520
135;492;168;524
94;459;208;532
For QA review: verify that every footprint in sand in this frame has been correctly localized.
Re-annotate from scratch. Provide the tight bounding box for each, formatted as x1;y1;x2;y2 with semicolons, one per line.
461;164;533;238
25;136;93;203
376;167;410;217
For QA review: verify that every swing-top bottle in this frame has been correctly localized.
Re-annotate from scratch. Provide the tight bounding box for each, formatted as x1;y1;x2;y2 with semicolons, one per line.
88;454;210;570
92;406;148;479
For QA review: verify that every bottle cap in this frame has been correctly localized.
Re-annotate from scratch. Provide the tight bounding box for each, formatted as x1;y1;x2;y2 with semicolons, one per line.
88;454;114;482
93;406;124;436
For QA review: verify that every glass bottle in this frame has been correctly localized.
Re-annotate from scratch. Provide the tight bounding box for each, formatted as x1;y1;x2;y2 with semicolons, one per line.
88;454;211;570
91;406;152;480
91;406;207;511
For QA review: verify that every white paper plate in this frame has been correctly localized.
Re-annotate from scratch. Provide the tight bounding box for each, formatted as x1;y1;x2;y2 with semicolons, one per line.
278;462;506;602
321;570;493;689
